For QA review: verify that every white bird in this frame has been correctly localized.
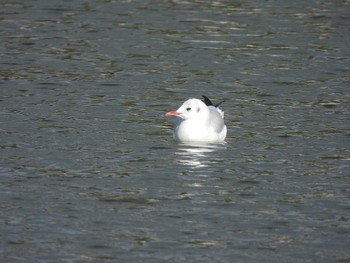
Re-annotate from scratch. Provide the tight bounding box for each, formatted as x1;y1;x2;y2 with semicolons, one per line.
165;96;227;143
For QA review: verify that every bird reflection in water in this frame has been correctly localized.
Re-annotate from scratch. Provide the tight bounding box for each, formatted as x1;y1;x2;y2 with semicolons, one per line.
174;143;226;168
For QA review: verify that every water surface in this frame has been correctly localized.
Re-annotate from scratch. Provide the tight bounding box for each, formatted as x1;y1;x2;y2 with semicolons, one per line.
1;0;350;262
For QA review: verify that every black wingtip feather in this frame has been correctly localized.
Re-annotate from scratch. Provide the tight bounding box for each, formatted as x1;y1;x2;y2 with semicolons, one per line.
202;95;213;106
202;95;225;108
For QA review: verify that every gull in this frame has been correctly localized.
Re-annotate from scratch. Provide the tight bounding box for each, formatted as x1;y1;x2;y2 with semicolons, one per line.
165;96;227;143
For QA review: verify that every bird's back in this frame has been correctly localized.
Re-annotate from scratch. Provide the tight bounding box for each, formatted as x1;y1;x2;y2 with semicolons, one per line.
208;106;226;134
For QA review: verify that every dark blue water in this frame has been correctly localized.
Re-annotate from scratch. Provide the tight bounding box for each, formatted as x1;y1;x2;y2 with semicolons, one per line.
1;0;349;262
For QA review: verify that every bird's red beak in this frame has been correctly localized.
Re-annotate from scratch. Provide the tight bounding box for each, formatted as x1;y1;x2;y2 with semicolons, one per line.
165;111;180;117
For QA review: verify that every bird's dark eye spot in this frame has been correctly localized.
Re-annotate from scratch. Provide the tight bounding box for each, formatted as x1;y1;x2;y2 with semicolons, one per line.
186;107;191;111
197;108;200;112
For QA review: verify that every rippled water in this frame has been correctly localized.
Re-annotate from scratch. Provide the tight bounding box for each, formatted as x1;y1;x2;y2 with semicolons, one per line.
1;0;350;262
